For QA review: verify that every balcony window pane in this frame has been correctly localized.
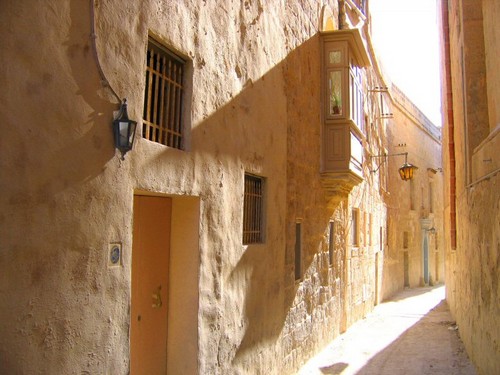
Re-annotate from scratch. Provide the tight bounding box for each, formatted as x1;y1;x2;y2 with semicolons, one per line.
329;70;343;116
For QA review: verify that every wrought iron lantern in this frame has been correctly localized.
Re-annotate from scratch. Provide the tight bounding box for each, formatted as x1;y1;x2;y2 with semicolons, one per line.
398;154;418;181
113;99;137;158
371;152;418;181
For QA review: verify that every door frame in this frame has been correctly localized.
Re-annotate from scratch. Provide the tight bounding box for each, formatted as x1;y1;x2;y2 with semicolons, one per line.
130;192;201;375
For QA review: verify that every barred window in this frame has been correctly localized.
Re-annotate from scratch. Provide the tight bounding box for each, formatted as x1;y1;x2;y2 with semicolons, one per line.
350;208;359;247
243;174;264;244
143;38;185;149
328;221;334;266
295;222;302;280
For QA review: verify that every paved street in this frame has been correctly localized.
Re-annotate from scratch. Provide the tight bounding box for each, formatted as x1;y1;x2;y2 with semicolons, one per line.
298;286;476;375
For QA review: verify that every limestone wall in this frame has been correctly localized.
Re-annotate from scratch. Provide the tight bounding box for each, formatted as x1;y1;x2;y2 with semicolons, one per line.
381;85;444;301
441;0;500;373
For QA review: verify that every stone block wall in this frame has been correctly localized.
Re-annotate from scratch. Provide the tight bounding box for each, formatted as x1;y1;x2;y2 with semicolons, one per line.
381;84;444;301
440;0;500;373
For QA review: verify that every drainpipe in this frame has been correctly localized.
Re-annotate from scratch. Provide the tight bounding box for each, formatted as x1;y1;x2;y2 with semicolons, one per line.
441;0;457;249
89;0;121;103
339;0;347;29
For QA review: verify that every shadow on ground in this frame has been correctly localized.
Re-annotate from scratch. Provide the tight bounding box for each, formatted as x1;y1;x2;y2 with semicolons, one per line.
354;300;476;375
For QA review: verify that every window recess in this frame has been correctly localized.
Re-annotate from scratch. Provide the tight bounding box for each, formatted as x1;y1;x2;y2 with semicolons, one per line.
143;38;186;150
350;208;360;247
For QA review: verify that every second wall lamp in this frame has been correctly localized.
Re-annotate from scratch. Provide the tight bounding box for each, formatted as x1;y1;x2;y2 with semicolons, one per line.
370;152;418;181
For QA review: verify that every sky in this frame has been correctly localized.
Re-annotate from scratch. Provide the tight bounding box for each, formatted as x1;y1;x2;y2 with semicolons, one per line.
370;0;442;126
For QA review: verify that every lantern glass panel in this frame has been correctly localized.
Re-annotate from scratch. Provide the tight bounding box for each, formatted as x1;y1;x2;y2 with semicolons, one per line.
119;122;129;146
128;122;137;145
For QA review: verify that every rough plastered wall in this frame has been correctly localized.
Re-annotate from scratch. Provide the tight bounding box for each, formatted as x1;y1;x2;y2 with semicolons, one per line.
0;1;132;373
0;1;362;374
382;86;444;300
442;0;500;373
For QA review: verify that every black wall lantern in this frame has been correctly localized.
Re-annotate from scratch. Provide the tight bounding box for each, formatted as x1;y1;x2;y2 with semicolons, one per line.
113;99;137;159
370;152;418;181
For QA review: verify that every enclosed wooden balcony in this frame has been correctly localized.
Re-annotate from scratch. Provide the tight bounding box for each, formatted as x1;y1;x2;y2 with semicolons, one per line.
320;28;371;199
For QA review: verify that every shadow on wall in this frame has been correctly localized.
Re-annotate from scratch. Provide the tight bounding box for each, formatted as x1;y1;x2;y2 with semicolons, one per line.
4;0;116;211
1;5;118;277
38;0;116;199
153;32;337;366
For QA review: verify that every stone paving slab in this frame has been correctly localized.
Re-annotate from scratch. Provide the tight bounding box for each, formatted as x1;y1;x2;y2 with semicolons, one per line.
298;286;476;375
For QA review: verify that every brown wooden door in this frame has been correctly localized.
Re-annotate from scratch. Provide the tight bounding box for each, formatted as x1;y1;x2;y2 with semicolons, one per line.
130;196;172;375
404;251;410;287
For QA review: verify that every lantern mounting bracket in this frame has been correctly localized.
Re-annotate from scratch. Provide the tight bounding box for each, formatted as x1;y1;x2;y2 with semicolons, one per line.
370;152;407;173
369;152;418;181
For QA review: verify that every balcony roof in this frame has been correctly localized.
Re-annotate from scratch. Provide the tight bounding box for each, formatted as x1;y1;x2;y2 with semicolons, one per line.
320;28;371;68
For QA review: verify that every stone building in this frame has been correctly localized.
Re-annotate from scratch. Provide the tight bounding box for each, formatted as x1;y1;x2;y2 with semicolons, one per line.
381;84;444;300
439;0;500;374
0;1;441;374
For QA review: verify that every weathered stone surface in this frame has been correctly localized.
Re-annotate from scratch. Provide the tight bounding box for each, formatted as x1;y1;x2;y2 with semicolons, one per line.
383;85;444;299
440;0;500;373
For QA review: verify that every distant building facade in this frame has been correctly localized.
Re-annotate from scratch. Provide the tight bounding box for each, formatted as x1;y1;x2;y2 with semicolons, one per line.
0;1;443;374
439;0;500;374
382;85;444;299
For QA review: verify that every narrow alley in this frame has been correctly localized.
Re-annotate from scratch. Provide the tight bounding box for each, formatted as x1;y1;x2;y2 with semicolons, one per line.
1;1;499;373
299;286;476;375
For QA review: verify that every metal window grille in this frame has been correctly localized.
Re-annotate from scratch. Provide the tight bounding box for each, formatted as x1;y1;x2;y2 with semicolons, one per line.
143;39;185;149
243;174;264;244
350;208;359;246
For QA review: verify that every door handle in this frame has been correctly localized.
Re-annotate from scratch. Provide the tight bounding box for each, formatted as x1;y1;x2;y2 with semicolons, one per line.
152;285;162;308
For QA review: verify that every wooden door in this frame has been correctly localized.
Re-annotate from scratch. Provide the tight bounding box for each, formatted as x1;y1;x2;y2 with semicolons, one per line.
423;235;429;285
130;196;172;375
404;251;410;287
